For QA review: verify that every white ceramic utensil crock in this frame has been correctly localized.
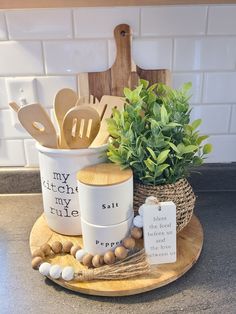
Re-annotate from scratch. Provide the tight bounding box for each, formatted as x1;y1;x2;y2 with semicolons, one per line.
36;143;107;235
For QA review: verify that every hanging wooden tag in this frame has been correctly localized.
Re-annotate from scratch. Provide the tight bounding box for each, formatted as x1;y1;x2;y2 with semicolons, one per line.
143;201;176;265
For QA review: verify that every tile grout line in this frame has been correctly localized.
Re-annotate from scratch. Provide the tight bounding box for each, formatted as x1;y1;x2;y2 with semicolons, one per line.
227;104;233;133
205;5;210;36
2;11;9;40
171;37;174;72
71;8;75;39
40;41;47;75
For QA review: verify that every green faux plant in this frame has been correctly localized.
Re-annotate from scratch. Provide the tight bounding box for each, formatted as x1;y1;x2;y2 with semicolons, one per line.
107;80;212;185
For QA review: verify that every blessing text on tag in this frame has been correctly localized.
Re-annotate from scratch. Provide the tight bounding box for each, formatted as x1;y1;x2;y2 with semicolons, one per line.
143;201;176;265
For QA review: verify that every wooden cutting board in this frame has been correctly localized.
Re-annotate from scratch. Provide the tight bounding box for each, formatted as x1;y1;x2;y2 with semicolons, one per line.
78;24;171;101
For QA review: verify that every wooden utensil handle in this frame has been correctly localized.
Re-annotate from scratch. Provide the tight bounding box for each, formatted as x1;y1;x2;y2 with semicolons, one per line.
111;24;133;96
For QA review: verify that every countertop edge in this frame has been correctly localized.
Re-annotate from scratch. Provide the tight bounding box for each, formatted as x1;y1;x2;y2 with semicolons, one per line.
0;163;235;193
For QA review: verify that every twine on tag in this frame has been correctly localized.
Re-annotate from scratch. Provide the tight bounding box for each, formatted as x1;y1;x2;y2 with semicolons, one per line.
74;249;150;281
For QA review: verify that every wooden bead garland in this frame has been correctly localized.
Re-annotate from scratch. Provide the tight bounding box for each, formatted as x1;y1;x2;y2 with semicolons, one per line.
31;225;143;281
31;207;149;282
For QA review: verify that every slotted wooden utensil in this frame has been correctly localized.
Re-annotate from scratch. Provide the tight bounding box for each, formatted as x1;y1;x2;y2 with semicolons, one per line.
78;24;171;101
9;102;58;148
54;88;78;148
62;105;101;149
90;95;125;148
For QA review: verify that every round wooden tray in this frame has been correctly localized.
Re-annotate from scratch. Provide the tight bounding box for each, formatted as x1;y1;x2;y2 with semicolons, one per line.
30;214;203;297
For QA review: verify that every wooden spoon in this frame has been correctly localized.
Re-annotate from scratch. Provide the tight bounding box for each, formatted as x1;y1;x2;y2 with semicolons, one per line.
9;102;58;148
54;88;78;148
62;105;100;149
90;95;125;148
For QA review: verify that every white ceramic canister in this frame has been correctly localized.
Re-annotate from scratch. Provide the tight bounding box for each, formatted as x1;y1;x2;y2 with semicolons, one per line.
81;213;134;255
77;163;133;226
36;143;107;235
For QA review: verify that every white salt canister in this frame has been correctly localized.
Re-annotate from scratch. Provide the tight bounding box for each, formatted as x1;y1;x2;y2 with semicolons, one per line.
77;163;133;226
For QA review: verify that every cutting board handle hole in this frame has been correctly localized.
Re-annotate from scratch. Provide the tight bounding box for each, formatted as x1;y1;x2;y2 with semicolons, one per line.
120;30;126;37
32;121;45;132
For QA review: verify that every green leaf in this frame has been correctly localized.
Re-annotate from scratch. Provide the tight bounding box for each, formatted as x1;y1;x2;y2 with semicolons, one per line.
191;119;202;130
134;84;143;96
144;158;156;172
166;122;181;128
197;135;208;145
182;145;198;154
168;142;180;154
182;82;192;93
155;164;169;177
156;149;170;165
139;79;149;89
160;105;169;124
203;143;213;154
192;156;203;166
146;147;156;160
123;87;132;99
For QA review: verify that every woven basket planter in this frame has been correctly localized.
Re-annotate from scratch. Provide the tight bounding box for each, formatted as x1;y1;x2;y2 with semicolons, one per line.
133;178;196;233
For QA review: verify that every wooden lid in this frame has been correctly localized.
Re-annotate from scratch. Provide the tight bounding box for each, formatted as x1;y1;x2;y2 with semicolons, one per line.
77;163;133;186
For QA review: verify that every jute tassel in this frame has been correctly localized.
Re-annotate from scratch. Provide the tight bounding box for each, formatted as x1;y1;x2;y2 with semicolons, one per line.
74;249;150;281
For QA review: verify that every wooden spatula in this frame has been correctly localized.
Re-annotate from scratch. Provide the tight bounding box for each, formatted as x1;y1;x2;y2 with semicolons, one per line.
90;96;125;148
54;88;78;148
9;102;58;148
62;105;101;149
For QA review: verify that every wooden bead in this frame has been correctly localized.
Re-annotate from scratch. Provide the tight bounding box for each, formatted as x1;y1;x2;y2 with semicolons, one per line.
32;248;45;259
62;241;73;253
39;262;51;276
76;249;87;262
82;254;93;268
133;215;143;228
40;243;51;256
70;244;81;257
31;256;43;269
62;266;74;281
103;251;116;265
49;264;62;279
123;237;136;250
131;227;143;239
114;246;128;260
51;241;62;254
92;255;104;268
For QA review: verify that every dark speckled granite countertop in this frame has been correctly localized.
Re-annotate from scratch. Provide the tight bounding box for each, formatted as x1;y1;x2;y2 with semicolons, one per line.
0;191;235;314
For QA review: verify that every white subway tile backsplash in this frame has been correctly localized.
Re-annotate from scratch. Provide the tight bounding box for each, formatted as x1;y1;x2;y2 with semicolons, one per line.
0;109;29;139
108;38;172;70
74;7;139;38
208;6;236;35
141;6;207;36
132;38;172;70
36;76;77;108
206;135;236;163
173;73;203;104
0;139;25;166
174;37;236;71
0;5;235;165
6;9;73;40
44;40;108;74
0;79;8;109
24;139;39;167
203;72;236;103
0;13;7;40
0;41;44;75
230;105;236;133
191;105;231;134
